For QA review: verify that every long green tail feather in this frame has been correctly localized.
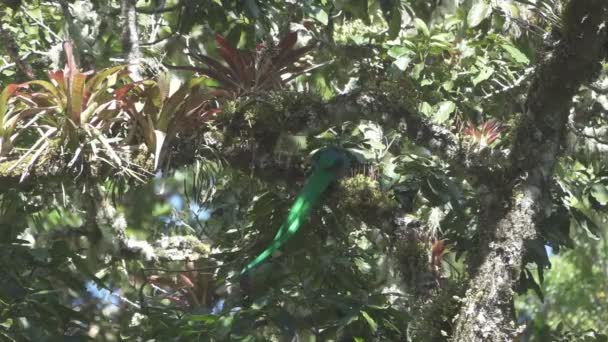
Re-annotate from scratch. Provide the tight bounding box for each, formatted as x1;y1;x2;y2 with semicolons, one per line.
240;169;335;274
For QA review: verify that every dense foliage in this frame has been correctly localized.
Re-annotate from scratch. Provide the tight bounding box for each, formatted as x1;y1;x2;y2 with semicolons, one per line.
1;0;607;341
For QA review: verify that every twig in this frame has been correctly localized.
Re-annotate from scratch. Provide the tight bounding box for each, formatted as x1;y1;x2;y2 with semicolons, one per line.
140;32;177;46
110;3;181;15
0;26;36;79
22;10;61;41
0;62;15;73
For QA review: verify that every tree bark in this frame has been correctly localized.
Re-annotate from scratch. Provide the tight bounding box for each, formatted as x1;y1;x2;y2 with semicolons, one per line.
121;0;142;81
452;1;608;341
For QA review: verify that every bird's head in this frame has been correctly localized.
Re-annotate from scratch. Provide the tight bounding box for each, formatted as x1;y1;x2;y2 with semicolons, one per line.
312;147;352;177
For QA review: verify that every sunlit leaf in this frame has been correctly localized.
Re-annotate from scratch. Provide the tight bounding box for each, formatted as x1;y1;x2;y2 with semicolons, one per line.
434;100;456;123
467;1;492;28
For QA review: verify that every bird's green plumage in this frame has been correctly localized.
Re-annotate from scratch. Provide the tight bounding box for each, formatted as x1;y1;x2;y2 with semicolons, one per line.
241;148;349;275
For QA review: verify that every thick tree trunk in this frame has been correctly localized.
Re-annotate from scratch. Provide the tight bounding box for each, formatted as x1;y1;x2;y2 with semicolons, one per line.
452;1;608;341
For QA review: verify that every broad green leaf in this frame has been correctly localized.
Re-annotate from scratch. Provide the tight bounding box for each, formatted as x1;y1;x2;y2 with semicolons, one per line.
590;183;608;205
387;46;410;58
501;43;530;64
188;314;219;324
434;100;456;123
442;80;454;91
413;18;430;37
393;56;412;71
309;6;329;25
418;101;432;116
410;63;425;80
571;208;601;240
430;33;453;49
421;78;433;86
467;1;491;28
472;66;494;86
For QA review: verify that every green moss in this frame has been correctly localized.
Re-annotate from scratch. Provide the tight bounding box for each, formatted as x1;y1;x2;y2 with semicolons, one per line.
131;146;154;172
408;280;467;341
333;174;397;222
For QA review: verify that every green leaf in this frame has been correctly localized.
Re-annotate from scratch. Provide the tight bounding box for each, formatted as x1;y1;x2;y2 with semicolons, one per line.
410;63;425;80
360;311;378;333
393;56;412;71
309;6;329;25
590;183;608;205
387;46;410;58
571;208;601;239
69;73;87;122
501;43;529;64
413;18;430;37
418;101;432;116
86;65;125;93
472;66;494;86
434;100;456;123
467;1;491;28
0;84;21;130
27;80;60;103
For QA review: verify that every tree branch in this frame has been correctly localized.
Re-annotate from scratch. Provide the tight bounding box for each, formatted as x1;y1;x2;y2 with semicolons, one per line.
121;0;142;80
110;3;181;15
453;1;608;341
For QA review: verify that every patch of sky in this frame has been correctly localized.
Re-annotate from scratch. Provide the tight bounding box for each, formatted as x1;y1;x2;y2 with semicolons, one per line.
168;193;183;210
189;202;213;221
85;281;121;307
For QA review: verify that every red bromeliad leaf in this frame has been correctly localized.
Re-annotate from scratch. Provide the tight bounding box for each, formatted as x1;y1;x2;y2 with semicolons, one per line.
215;34;247;81
188;54;242;90
178;273;195;288
166;32;314;98
464;119;504;148
48;70;65;93
114;81;147;103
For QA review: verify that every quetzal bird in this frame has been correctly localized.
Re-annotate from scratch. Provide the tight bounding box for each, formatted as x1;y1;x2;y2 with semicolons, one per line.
241;147;351;275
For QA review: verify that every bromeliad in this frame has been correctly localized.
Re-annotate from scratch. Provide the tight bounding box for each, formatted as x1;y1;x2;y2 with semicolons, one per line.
241;147;350;275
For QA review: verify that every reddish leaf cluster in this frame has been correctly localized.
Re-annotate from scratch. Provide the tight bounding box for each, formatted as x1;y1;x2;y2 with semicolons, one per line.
170;32;315;98
0;41;222;175
115;76;220;169
463;119;504;149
